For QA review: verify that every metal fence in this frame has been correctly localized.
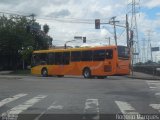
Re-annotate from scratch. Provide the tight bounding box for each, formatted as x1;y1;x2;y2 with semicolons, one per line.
133;65;160;76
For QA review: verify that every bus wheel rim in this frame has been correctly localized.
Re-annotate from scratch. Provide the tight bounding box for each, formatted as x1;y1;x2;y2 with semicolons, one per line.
84;70;90;78
42;69;47;76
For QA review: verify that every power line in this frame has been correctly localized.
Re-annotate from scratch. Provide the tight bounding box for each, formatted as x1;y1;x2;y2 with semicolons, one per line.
0;10;127;25
0;11;95;24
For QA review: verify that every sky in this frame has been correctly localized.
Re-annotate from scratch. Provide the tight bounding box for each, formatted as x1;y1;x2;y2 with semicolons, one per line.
0;0;160;62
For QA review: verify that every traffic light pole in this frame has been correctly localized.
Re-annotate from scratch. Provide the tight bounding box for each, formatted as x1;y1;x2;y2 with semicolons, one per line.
64;40;76;49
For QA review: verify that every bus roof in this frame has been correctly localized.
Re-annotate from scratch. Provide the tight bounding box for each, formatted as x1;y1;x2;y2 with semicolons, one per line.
33;45;125;53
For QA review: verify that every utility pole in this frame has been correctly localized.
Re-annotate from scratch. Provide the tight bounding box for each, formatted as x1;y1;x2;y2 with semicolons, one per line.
108;37;110;45
109;17;119;46
126;14;130;47
150;43;153;61
142;38;146;63
95;17;128;46
105;37;111;45
146;30;152;61
128;0;140;63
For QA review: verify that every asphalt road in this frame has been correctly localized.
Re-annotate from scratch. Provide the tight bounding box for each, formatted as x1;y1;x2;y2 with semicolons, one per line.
0;75;160;120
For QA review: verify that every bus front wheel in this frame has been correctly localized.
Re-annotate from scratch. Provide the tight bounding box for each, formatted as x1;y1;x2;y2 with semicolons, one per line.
83;68;91;78
57;75;64;77
41;68;48;77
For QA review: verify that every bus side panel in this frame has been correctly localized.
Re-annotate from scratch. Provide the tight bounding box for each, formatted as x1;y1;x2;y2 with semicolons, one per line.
116;59;130;75
48;65;64;75
66;62;84;75
91;61;109;76
31;65;43;75
47;64;81;76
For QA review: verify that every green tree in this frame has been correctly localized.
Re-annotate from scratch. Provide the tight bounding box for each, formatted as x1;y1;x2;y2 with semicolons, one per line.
43;24;49;34
0;15;52;70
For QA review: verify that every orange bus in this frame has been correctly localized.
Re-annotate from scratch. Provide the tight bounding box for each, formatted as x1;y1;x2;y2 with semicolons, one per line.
31;45;130;78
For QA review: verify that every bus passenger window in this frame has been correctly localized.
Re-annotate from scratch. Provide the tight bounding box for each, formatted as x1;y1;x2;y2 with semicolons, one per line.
63;52;70;65
93;50;105;61
106;49;113;59
48;53;55;65
81;50;93;61
71;51;81;61
55;52;63;65
32;54;41;65
32;53;48;66
39;53;48;65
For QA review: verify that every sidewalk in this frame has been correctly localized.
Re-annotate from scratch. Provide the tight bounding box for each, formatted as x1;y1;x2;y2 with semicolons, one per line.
0;71;13;75
0;71;30;79
127;71;160;80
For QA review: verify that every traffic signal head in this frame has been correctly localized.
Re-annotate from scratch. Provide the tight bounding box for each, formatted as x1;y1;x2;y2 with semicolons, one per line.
95;19;100;29
83;37;86;43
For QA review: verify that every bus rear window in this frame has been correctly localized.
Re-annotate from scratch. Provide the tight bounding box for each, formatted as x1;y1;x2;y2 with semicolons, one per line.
117;46;129;59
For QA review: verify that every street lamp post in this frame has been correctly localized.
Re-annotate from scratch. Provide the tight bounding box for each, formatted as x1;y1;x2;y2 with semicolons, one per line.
64;40;76;49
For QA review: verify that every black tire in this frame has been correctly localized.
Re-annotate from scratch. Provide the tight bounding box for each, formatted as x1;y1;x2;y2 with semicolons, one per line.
41;68;48;77
97;76;106;79
57;75;64;77
83;68;91;78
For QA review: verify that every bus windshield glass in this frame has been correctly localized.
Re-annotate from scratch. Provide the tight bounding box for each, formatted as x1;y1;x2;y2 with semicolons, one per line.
117;46;129;59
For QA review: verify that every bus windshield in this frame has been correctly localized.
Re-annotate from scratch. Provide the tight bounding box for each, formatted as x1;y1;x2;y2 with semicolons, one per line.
117;46;129;59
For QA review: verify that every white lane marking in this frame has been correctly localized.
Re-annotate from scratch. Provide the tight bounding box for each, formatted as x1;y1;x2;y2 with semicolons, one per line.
147;81;160;83
34;102;64;120
1;95;47;120
150;87;157;89
48;102;63;110
147;81;160;84
115;101;144;120
147;81;160;90
0;94;27;108
83;99;100;120
155;93;160;96
150;104;160;112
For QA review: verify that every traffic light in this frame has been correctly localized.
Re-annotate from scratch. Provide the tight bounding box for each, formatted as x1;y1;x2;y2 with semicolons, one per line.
83;37;86;43
95;19;100;29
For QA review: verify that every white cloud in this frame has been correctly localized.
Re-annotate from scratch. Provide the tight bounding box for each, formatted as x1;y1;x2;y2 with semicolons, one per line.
100;29;108;37
0;0;159;49
143;0;160;9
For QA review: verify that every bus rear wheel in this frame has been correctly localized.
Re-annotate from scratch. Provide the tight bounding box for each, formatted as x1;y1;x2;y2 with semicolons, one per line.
83;68;91;78
41;68;48;77
97;76;106;79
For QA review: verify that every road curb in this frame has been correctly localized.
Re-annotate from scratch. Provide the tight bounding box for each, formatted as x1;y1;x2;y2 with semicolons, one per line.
127;76;160;80
0;75;32;79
